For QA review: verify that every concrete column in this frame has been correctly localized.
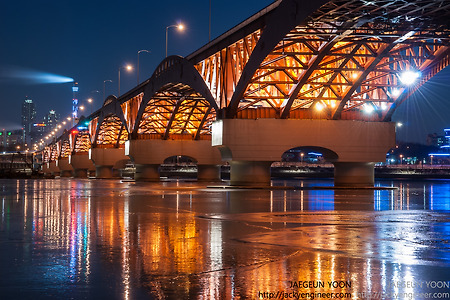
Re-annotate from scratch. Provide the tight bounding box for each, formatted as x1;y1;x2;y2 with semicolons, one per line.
333;162;375;187
134;164;160;181
96;165;114;178
74;169;88;178
230;161;273;186
42;163;52;176
70;154;95;178
197;164;221;182
57;158;74;177
89;148;128;179
48;161;60;176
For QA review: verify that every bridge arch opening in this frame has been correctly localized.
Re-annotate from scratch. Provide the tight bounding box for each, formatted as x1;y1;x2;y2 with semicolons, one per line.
163;155;198;165
280;146;338;164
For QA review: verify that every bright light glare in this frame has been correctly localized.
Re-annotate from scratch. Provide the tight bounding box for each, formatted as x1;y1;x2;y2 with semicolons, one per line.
315;103;324;111
399;70;420;85
178;24;184;31
364;104;374;113
397;122;403;127
126;65;132;71
392;88;402;97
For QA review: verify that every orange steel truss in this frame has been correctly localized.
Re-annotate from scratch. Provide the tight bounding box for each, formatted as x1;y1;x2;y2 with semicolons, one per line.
89;117;98;144
50;144;58;162
194;0;450;121
72;131;91;153
195;30;261;108
59;140;71;158
121;93;143;133
137;84;215;140
43;146;51;163
96;115;128;147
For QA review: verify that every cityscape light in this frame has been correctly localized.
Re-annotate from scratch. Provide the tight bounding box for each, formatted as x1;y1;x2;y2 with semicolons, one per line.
315;102;324;111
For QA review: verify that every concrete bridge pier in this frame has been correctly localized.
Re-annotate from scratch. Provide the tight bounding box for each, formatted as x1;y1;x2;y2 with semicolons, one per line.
212;119;395;187
47;161;60;177
229;161;272;186
125;139;222;182
57;158;74;177
197;164;222;182
333;162;375;187
134;164;160;181
70;154;96;178
89;147;128;179
42;163;52;176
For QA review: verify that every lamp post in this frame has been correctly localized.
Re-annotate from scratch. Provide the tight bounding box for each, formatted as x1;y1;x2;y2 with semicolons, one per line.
87;98;93;114
103;80;113;101
165;23;184;58
88;90;99;115
137;50;150;84
118;65;132;96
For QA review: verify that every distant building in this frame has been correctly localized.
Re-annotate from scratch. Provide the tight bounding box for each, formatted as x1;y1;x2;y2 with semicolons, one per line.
30;123;47;146
21;98;36;145
426;132;446;147
428;128;450;164
0;129;24;151
44;110;59;134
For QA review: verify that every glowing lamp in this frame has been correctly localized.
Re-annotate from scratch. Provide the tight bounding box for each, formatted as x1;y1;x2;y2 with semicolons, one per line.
399;70;420;86
315;103;324;111
392;88;402;97
364;104;374;114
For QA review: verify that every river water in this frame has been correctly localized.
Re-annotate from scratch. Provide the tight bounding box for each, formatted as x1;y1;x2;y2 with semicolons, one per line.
0;178;449;299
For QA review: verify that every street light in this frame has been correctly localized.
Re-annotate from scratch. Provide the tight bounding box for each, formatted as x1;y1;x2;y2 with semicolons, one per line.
103;79;113;101
137;49;150;84
87;90;99;114
118;65;133;96
166;23;184;57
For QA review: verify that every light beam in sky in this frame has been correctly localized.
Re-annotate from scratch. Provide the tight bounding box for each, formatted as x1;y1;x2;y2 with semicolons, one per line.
0;66;74;84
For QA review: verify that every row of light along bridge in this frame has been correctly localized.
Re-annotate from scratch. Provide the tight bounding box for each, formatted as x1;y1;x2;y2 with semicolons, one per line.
39;0;450;186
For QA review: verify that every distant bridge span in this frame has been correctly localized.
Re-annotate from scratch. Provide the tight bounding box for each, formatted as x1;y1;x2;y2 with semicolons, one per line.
42;0;450;186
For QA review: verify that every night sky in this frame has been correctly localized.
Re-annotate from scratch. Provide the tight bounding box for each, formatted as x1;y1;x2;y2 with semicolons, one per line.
0;0;449;144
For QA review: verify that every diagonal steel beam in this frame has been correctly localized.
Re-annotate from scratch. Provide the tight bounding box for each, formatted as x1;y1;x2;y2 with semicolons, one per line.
163;96;186;140
332;42;397;120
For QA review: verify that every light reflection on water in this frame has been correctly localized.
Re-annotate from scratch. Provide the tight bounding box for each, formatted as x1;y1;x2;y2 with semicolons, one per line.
0;178;449;299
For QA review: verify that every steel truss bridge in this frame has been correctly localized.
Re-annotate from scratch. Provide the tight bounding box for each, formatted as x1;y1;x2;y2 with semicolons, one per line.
42;0;450;184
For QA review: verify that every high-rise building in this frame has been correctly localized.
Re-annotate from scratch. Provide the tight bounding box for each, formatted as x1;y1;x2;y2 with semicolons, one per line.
44;110;59;133
30;123;47;146
21;98;36;145
72;82;79;124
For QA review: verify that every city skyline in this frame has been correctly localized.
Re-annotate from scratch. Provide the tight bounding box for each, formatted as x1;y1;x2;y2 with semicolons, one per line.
1;0;449;144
